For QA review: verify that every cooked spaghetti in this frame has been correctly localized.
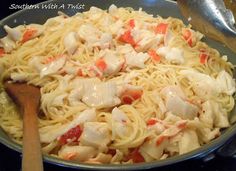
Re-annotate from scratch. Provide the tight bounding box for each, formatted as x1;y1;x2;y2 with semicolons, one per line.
0;5;235;164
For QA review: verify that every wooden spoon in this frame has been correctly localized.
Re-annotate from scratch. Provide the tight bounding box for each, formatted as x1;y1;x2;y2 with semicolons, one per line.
4;82;43;171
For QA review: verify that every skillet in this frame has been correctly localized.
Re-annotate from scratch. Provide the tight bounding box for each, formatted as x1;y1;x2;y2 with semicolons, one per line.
0;0;236;170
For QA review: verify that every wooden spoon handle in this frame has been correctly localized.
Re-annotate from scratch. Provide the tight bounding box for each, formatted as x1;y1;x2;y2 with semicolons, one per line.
22;103;43;171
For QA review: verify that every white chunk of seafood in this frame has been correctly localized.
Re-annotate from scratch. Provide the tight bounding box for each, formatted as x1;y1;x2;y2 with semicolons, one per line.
0;36;16;52
3;25;23;41
186;118;220;143
156;46;169;57
64;32;78;55
68;89;83;106
179;69;220;97
100;15;113;28
40;55;67;77
117;44;134;54
147;120;166;135
60;61;80;75
157;46;184;64
140;136;168;160
165;95;199;120
82;82;121;108
112;107;129;123
87;6;104;21
178;129;200;154
26;24;44;38
77;24;113;49
10;73;28;82
77;24;101;44
18;24;44;43
80;122;111;151
85;153;112;164
97;33;112;49
57;108;96;136
201;100;229;128
162;120;187;137
165;47;184;64
58;145;97;161
111;107;129;137
164;28;174;46
125;51;149;68
68;78;101;105
161;86;186;99
51;93;68;106
109;20;124;35
96;50;123;75
216;70;236;95
117;84;142;96
44;16;66;31
74;108;96;124
144;120;187;161
40;109;96;143
70;77;100;90
199;100;215;128
28;56;45;72
131;28;161;52
108;4;118;15
161;86;199;120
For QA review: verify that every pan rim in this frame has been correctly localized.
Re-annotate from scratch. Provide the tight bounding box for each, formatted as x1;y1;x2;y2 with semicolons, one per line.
0;0;236;170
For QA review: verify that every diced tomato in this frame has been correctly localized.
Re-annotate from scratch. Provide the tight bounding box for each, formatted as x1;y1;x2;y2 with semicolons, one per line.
148;49;161;62
121;89;143;104
121;95;134;104
77;68;84;77
58;125;82;145
147;119;157;126
134;43;140;49
199;49;209;64
118;30;136;46
21;28;37;43
95;58;107;72
127;89;143;100
156;136;166;146
128;19;135;29
155;23;168;34
0;48;5;57
125;148;145;163
107;149;116;156
182;29;193;47
199;53;208;64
